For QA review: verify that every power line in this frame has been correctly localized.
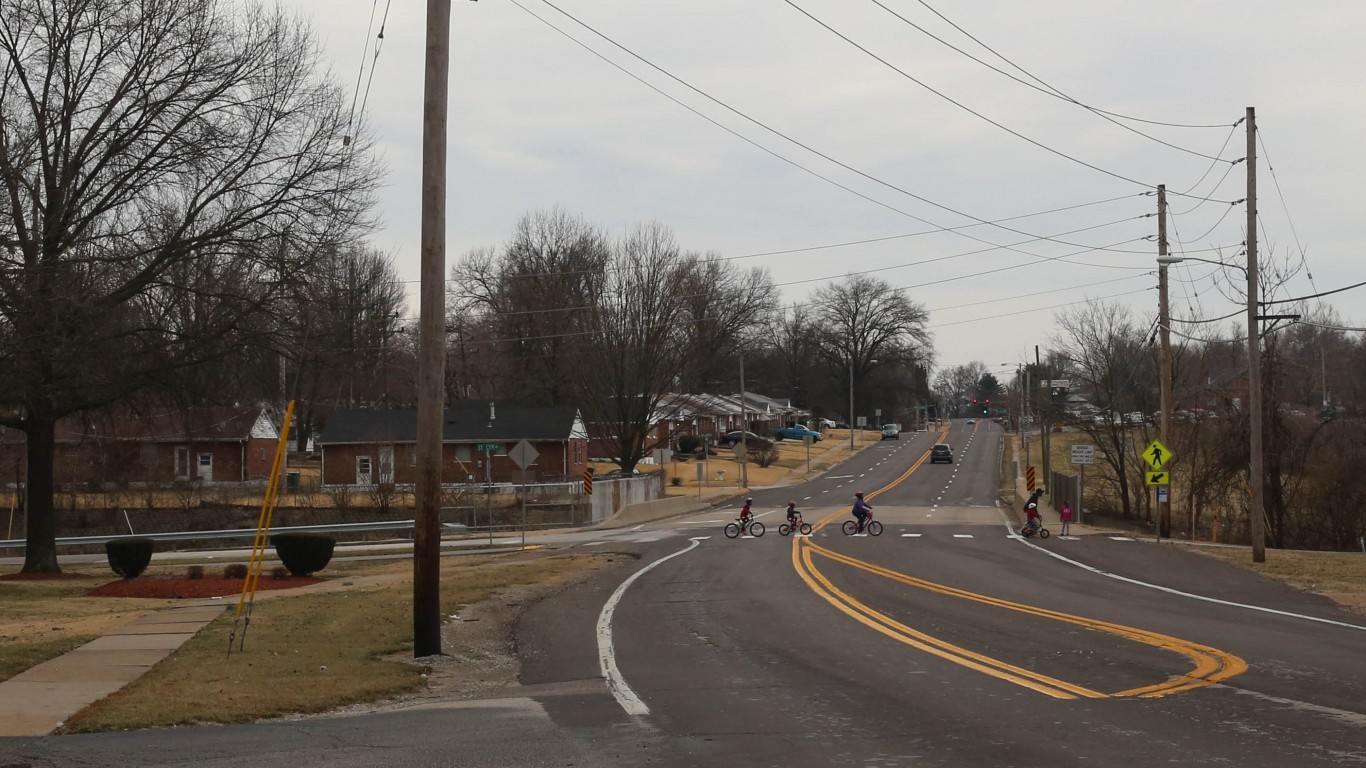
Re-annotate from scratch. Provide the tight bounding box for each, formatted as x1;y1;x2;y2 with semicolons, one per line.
781;0;1234;198
863;0;1237;160
518;0;1225;261
927;288;1152;329
1260;278;1366;306
903;0;1236;130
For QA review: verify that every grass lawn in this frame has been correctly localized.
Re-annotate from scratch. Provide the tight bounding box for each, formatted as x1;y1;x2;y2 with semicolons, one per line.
60;552;613;732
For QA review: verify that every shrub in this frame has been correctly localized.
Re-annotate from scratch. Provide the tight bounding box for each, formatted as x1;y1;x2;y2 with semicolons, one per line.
224;563;249;579
271;532;336;577
105;538;154;579
749;445;782;468
677;434;702;454
671;476;683;487
186;565;205;580
270;565;290;580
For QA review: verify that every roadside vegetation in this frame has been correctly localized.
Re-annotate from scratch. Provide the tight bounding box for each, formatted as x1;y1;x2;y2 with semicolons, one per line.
55;552;615;732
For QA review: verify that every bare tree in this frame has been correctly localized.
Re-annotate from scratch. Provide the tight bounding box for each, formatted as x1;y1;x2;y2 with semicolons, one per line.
573;222;690;472
1051;302;1150;521
765;304;818;409
675;254;777;392
0;0;379;572
810;274;932;422
451;209;608;404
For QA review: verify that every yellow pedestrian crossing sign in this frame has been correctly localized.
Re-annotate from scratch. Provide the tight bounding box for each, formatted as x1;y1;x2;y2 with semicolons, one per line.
1145;470;1170;486
1141;439;1173;471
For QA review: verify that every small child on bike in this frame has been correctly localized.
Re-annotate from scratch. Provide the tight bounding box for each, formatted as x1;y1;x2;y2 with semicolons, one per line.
785;500;800;527
740;497;754;525
1022;489;1043;534
851;491;872;533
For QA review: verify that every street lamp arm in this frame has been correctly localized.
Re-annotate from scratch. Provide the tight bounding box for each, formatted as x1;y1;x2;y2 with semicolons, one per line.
1157;254;1248;276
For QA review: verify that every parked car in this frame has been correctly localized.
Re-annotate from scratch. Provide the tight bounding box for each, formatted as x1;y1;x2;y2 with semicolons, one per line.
1124;411;1145;425
602;467;642;477
930;444;953;464
718;431;774;449
880;424;900;440
772;425;823;442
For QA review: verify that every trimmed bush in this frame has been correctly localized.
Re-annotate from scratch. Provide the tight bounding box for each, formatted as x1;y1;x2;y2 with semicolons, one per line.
186;565;205;580
270;565;290;580
105;538;154;579
224;563;249;579
676;434;702;454
271;532;336;577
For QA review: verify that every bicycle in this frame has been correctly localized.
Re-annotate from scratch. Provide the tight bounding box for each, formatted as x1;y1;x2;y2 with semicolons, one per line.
842;510;883;536
778;512;813;537
724;515;766;538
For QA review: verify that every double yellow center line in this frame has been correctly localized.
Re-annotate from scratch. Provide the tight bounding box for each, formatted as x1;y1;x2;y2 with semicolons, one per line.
793;424;1246;699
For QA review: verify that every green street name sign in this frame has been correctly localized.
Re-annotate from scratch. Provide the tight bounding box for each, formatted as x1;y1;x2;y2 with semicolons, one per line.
476;443;501;452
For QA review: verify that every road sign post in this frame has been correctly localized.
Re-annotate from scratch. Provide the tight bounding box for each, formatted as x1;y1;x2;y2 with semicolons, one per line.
1070;444;1094;526
1140;439;1174;543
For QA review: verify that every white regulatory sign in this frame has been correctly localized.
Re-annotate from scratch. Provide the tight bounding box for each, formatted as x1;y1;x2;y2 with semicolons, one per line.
1070;444;1096;465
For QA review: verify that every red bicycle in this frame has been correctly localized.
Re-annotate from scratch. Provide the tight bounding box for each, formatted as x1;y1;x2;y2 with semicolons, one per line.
779;511;813;536
842;509;883;536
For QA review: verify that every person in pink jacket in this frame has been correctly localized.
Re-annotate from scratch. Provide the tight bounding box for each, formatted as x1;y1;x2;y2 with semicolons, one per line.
1060;500;1074;535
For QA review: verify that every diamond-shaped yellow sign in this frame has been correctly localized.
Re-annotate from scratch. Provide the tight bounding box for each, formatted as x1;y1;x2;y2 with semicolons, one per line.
1140;439;1173;471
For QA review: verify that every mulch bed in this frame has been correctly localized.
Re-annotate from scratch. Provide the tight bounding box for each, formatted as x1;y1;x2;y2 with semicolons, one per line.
86;575;323;599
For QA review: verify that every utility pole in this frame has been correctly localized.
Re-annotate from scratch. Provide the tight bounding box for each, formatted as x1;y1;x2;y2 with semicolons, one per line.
1037;346;1049;491
848;357;855;451
1246;106;1266;563
1157;184;1173;538
1023;366;1031;474
413;0;450;658
738;355;749;490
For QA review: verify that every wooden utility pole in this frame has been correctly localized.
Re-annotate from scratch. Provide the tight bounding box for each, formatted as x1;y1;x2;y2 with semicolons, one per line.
1246;106;1266;563
413;0;450;657
738;355;749;490
1157;184;1172;538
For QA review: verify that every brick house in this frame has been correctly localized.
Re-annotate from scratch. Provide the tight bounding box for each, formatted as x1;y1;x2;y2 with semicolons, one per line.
316;403;589;487
0;405;280;488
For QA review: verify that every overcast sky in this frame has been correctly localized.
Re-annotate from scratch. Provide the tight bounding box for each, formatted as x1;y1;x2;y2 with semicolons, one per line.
287;0;1364;375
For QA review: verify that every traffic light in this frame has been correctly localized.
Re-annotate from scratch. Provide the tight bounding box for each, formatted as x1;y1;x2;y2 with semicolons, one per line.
983;398;990;415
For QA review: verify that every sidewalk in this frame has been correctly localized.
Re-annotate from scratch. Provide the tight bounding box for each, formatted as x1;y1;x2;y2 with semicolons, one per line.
0;600;227;736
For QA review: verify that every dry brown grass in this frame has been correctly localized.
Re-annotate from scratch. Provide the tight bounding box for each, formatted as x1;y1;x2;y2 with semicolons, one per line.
0;576;176;682
61;552;612;732
1193;546;1366;615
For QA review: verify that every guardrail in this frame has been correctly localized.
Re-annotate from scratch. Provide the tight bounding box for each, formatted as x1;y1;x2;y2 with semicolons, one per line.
0;520;420;551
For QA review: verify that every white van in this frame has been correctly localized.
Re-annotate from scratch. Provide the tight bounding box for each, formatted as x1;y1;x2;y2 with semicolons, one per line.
817;418;838;430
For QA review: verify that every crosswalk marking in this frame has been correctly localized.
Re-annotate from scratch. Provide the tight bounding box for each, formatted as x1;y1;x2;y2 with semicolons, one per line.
1109;536;1135;541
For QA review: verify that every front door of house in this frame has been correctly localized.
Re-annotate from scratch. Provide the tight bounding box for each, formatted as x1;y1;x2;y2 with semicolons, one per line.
378;446;394;484
197;452;213;483
175;447;190;481
356;456;372;486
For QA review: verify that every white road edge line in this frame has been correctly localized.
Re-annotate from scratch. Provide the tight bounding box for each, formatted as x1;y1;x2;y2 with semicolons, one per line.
996;510;1366;632
596;537;703;717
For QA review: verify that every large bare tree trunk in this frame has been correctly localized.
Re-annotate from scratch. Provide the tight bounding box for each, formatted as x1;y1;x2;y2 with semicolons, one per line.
21;404;57;573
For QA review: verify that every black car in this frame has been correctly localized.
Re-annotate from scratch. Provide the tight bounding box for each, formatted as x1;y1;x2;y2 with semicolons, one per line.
930;444;953;464
718;431;774;449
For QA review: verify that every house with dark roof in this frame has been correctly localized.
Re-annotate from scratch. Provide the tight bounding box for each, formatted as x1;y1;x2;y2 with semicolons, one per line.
316;402;589;487
0;405;280;488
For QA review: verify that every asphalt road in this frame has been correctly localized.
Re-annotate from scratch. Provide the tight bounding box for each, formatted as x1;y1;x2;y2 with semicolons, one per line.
6;420;1366;767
